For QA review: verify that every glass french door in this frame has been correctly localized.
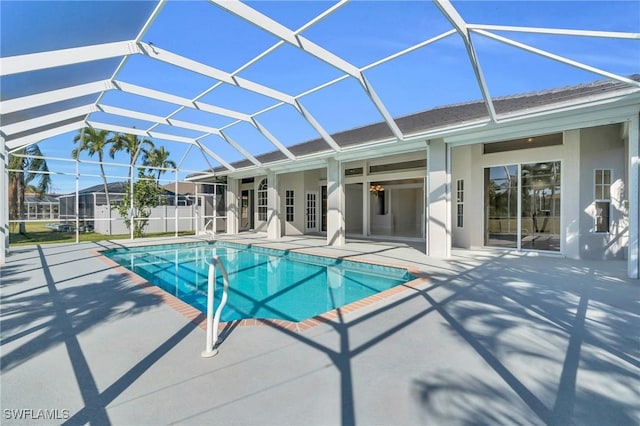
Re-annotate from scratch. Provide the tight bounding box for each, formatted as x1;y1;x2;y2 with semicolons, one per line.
240;189;254;231
306;191;318;232
485;162;561;252
321;185;327;232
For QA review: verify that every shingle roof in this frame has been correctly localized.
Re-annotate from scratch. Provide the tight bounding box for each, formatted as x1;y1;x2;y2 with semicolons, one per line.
25;194;61;203
62;181;182;196
203;75;640;175
492;76;640;114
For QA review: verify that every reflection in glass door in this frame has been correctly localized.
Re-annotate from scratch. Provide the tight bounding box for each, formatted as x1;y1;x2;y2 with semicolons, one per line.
485;165;518;248
485;162;561;252
521;162;561;251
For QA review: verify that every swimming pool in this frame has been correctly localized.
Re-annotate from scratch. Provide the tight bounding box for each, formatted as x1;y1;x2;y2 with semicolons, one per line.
104;242;415;322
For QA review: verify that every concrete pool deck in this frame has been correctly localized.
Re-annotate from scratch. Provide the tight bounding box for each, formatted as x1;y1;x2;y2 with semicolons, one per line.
1;234;639;425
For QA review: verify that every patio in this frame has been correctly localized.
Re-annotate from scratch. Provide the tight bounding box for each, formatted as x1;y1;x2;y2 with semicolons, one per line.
1;236;638;425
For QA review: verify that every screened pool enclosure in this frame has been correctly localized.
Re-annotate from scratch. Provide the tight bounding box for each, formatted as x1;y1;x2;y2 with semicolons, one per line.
0;0;638;277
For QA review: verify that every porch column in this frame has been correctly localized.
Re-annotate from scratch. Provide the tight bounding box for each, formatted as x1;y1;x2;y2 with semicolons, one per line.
1;141;7;265
226;177;239;235
327;158;345;246
563;130;581;259
629;114;639;279
426;139;451;257
362;182;369;236
266;170;281;240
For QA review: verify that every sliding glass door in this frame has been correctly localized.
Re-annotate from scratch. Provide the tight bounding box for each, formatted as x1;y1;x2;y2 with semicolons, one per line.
485;166;518;248
520;162;561;251
485;162;561;252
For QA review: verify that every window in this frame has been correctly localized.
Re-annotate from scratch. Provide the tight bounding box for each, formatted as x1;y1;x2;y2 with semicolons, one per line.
285;190;294;222
595;169;611;199
369;159;426;174
595;201;610;233
456;179;464;228
257;179;267;221
594;169;611;233
345;167;363;176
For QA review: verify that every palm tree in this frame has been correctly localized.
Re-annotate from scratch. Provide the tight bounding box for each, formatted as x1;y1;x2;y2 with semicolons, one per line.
8;144;51;234
72;127;114;207
110;133;155;184
143;146;177;183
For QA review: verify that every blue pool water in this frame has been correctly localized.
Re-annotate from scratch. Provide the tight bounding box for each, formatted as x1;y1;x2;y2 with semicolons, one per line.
103;242;415;322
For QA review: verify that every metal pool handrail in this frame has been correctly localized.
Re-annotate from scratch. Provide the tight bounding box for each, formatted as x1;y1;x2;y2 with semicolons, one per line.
201;256;229;358
203;219;215;239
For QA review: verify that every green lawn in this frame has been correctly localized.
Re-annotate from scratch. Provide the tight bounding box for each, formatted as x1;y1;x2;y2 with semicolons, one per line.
9;223;193;246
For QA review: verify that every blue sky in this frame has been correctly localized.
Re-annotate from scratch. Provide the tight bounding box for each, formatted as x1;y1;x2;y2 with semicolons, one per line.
1;0;638;193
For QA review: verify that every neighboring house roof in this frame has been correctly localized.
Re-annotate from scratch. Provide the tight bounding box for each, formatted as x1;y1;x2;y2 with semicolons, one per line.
162;181;198;195
198;75;640;175
61;181;184;196
60;182;130;196
24;194;61;203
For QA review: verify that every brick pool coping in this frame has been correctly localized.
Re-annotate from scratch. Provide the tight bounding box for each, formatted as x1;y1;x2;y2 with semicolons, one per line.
91;240;430;334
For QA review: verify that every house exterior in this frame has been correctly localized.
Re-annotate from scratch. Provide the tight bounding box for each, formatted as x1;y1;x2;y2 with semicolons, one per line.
24;193;60;220
58;182;129;227
195;76;640;278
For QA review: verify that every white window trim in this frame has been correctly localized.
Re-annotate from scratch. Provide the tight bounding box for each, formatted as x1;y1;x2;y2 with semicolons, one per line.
257;178;267;222
594;169;612;234
456;179;464;228
285;189;294;223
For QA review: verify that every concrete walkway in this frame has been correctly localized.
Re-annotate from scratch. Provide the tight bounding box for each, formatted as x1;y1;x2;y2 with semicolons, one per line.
1;235;639;425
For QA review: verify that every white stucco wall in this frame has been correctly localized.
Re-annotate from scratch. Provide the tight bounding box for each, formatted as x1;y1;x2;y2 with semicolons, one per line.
302;168;325;232
579;124;627;260
451;145;472;248
279;171;306;236
427;139;450;257
226;178;239;234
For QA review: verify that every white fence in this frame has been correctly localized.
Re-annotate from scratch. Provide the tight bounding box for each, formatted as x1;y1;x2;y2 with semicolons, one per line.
94;205;197;235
